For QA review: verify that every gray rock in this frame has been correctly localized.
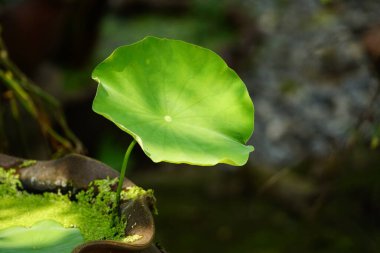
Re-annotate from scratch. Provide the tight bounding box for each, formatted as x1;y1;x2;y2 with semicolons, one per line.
241;0;380;167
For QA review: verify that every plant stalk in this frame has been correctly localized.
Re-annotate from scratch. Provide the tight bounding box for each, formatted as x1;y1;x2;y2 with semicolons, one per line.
116;139;137;207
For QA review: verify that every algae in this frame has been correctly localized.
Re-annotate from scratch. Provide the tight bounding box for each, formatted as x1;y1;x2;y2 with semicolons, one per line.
0;168;153;242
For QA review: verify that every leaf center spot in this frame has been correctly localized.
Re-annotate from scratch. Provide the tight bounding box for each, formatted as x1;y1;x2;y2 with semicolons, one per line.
164;115;172;122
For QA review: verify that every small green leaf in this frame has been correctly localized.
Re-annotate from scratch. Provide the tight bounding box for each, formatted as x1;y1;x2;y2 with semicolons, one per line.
92;36;254;166
0;220;84;253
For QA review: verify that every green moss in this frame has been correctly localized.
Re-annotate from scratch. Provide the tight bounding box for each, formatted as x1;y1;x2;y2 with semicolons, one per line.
0;168;22;196
19;160;37;168
0;168;157;243
121;186;158;215
0;168;127;241
121;185;154;200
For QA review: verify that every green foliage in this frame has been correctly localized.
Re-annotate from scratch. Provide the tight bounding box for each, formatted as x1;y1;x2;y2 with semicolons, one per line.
0;170;135;241
0;220;84;253
92;36;254;166
121;185;154;201
0;34;83;156
0;168;22;196
76;177;119;215
121;185;158;215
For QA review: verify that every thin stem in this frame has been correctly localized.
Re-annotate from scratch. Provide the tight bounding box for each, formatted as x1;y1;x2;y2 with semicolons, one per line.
116;139;137;207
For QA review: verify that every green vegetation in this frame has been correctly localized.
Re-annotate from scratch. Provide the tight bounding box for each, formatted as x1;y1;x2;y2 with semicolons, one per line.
92;36;254;167
0;168;21;195
0;220;84;253
92;36;254;208
0;168;153;242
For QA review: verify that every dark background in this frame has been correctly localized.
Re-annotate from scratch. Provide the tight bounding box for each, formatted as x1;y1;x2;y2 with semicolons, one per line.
1;0;380;252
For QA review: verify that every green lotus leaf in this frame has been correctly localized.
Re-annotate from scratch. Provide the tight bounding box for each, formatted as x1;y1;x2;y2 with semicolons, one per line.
92;36;254;166
0;220;84;253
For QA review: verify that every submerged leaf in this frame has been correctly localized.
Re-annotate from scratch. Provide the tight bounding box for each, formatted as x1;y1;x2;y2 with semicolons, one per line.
0;220;84;253
92;36;254;166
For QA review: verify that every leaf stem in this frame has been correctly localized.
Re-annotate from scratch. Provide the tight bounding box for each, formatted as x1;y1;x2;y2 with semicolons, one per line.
116;139;137;207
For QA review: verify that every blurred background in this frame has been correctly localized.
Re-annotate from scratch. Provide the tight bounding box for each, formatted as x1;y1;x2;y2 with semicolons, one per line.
1;0;380;252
